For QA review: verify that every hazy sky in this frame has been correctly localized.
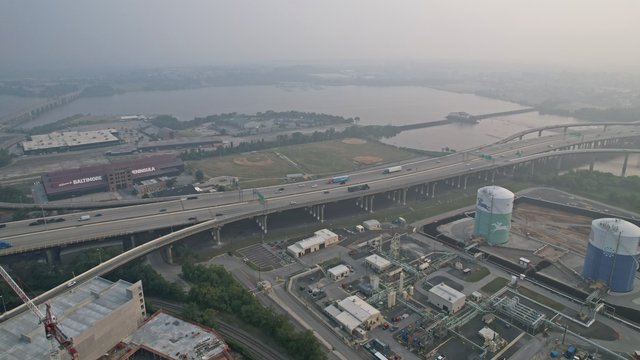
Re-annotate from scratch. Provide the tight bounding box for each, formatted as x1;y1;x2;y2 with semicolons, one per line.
1;0;639;72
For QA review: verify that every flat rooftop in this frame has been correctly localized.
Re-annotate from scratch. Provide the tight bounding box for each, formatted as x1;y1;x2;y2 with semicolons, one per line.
0;277;135;360
126;312;228;360
22;129;120;152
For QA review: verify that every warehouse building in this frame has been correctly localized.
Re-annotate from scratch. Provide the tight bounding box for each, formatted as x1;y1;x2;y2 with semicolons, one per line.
324;295;384;334
0;277;146;360
122;311;233;360
287;229;339;258
363;220;381;230
328;264;350;281
428;283;466;314
21;129;121;154
41;155;184;200
365;254;392;273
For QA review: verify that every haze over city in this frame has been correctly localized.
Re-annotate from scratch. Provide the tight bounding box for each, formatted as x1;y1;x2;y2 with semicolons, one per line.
1;0;639;73
2;2;640;360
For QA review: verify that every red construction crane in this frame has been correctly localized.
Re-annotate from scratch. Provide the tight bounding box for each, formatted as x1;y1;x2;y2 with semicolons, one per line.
0;265;79;359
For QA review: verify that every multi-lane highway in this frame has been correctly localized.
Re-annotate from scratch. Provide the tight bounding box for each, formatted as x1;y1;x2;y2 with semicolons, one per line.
1;123;640;255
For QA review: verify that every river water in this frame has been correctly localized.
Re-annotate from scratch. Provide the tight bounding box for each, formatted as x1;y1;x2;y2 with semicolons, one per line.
3;84;638;175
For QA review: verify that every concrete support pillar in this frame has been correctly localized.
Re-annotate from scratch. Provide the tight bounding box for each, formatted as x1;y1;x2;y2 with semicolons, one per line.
538;130;543;137
431;182;436;198
164;244;173;265
622;153;629;177
463;176;468;190
262;215;268;234
530;160;535;176
45;247;61;266
519;135;523;140
603;124;608;132
402;188;407;205
556;156;563;172
123;235;136;251
563;126;568;134
457;175;462;188
491;170;495;184
320;204;325;223
589;160;594;172
369;195;375;213
211;227;222;245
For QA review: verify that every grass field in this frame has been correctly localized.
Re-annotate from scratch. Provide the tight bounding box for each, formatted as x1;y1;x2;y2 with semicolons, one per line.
190;152;298;187
464;266;490;282
278;139;415;176
188;138;416;187
517;287;565;311
481;277;509;294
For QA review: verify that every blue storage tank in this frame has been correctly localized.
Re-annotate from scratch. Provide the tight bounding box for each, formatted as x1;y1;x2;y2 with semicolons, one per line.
582;218;640;293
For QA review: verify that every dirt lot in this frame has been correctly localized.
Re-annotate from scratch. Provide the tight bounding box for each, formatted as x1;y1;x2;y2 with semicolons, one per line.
511;202;592;255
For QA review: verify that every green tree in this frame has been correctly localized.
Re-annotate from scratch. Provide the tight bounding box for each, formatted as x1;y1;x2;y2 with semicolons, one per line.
194;170;205;182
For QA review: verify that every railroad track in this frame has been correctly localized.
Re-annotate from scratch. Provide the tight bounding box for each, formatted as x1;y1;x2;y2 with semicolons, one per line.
148;298;286;360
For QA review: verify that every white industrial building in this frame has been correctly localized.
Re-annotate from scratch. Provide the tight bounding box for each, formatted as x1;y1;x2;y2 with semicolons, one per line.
428;283;466;314
365;254;392;273
0;277;146;360
287;229;339;258
363;220;381;230
21;129;121;154
325;295;383;333
328;264;350;281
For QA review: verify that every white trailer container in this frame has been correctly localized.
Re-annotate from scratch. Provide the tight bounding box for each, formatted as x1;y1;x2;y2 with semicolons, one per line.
383;166;402;174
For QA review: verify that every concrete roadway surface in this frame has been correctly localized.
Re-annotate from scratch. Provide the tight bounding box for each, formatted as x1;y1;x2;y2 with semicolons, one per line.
1;125;640;255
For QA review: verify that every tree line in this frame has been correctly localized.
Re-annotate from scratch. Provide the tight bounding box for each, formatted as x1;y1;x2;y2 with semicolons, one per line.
182;263;326;360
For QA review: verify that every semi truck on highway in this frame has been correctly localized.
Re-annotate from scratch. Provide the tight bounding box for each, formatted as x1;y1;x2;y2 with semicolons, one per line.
328;175;351;184
383;166;402;174
347;184;370;192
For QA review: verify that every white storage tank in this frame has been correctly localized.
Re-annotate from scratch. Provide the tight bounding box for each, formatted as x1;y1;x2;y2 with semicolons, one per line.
582;218;640;292
473;186;514;245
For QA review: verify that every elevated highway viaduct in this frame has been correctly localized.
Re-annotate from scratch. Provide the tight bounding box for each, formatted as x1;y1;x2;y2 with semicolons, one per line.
0;123;639;263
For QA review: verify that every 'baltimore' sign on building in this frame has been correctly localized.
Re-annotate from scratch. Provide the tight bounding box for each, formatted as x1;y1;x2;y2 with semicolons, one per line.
41;155;184;200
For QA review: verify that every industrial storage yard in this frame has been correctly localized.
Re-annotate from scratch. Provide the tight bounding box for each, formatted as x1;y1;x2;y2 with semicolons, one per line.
198;185;640;360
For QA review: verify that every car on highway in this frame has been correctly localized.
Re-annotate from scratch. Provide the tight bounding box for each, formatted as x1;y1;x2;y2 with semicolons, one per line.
53;218;65;222
0;240;12;249
311;184;318;188
323;190;330;194
66;280;77;288
159;209;167;212
278;187;285;191
289;201;297;205
298;184;305;187
215;213;224;217
0;224;6;229
94;213;103;217
188;217;197;221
